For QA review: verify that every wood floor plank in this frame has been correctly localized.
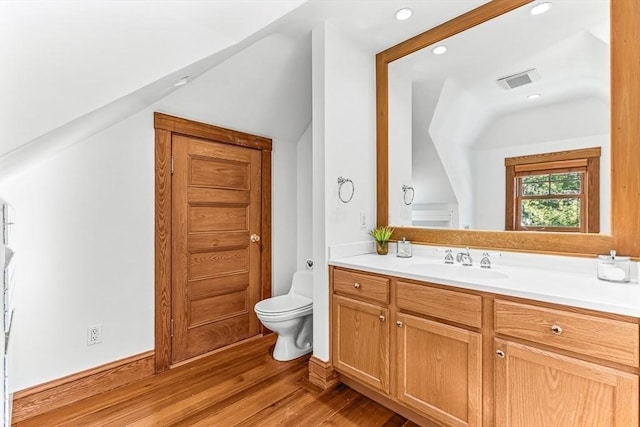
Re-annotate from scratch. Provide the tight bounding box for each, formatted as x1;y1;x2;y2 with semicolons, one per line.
186;365;308;427
160;361;308;427
239;383;361;427
19;352;277;426
382;413;412;427
14;336;410;427
318;394;400;426
87;356;301;426
16;339;277;427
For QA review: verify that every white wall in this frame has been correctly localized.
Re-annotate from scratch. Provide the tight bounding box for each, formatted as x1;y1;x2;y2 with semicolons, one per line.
411;80;457;208
1;111;155;391
387;63;413;226
312;22;376;361
473;134;610;232
429;79;487;229
311;23;328;363
271;138;299;295
296;124;313;272
473;95;609;231
0;33;306;389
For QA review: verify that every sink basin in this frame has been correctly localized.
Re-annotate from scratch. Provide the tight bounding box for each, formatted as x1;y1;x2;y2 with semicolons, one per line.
406;263;509;280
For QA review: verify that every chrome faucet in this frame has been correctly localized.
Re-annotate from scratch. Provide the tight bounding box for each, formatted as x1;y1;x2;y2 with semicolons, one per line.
480;252;491;269
444;249;454;264
456;247;473;267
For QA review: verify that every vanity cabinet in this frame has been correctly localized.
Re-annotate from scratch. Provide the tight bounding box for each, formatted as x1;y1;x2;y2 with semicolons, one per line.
395;280;483;427
331;269;390;393
329;266;640;427
331;267;483;426
494;299;639;427
396;313;482;427
494;339;638;427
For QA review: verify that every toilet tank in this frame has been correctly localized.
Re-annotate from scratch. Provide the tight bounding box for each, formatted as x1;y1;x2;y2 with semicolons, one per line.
289;270;313;300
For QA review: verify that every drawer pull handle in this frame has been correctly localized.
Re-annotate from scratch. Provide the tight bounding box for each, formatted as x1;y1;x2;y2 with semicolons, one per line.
396;321;403;328
550;324;563;335
496;350;505;358
379;315;386;322
354;282;361;289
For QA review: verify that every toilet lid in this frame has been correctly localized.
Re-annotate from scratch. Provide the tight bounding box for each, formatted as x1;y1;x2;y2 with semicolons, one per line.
255;294;312;314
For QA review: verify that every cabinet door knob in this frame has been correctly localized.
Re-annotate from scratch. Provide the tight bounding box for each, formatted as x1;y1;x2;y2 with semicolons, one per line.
496;350;505;358
379;315;386;322
250;234;261;243
354;282;361;289
396;321;403;328
550;324;563;335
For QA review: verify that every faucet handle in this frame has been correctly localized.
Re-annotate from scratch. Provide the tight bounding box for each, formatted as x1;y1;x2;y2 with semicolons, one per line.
444;249;455;264
480;252;491;269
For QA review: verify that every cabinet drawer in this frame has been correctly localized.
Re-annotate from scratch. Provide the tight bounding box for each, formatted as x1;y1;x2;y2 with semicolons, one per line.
333;269;389;304
495;299;640;367
397;280;482;328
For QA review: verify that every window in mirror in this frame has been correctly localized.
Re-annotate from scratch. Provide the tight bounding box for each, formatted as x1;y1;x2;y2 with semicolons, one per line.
505;148;600;233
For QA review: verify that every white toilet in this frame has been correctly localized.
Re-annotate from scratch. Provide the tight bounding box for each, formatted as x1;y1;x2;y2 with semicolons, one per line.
254;270;313;361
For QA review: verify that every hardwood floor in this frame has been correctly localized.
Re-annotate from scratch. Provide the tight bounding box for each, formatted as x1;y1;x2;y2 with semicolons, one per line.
15;336;420;426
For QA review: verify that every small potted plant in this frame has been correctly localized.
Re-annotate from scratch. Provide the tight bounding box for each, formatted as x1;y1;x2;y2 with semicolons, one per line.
369;226;394;255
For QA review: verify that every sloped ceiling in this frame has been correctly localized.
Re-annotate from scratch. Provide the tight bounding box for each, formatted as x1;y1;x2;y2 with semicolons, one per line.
0;0;491;177
0;0;306;155
154;32;312;145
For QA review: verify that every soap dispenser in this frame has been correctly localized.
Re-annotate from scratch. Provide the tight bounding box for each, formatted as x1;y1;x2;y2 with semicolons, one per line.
597;250;630;282
397;238;412;258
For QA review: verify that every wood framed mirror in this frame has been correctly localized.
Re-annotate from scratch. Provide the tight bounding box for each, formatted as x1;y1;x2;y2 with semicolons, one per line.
376;0;639;258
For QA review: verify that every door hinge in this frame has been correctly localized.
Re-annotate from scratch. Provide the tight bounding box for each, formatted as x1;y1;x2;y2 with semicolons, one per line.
171;156;174;174
170;319;174;337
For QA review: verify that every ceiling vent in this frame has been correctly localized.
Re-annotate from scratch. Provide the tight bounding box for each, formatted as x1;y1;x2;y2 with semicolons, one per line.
497;69;540;90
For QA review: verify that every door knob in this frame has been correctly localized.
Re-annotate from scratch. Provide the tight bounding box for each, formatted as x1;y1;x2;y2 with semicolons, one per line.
250;234;261;243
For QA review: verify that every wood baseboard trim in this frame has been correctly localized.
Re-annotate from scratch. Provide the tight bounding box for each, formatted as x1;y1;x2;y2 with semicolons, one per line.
12;350;155;424
308;356;340;391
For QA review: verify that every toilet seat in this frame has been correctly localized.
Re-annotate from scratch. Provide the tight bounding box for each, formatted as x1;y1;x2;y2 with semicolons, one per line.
255;294;312;319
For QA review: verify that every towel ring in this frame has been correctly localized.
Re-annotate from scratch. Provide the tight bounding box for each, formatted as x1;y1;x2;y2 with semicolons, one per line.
402;185;415;205
337;176;355;203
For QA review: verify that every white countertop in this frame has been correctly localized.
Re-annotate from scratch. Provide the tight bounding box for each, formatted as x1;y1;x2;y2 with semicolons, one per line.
329;247;640;317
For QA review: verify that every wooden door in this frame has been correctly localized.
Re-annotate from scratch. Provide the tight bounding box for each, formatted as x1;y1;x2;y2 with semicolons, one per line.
396;313;482;427
495;339;639;427
332;295;390;393
171;134;262;363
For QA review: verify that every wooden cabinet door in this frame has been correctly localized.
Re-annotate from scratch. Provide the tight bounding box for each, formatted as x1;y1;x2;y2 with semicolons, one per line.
495;339;639;427
396;313;482;427
332;295;390;393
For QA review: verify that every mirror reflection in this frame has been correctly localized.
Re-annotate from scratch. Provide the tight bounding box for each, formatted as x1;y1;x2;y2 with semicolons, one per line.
388;0;609;233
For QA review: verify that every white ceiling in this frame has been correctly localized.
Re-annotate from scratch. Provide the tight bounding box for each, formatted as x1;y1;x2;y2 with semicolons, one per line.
0;0;305;155
0;0;492;163
2;0;608;175
393;0;609;126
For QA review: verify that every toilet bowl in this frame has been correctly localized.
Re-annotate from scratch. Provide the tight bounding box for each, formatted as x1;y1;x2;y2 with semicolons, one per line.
255;270;313;361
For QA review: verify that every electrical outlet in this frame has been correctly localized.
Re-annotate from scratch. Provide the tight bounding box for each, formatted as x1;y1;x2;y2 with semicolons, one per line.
87;324;102;346
360;212;367;229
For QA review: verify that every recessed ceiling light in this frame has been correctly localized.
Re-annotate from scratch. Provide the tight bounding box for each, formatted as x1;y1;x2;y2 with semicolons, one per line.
432;45;448;55
527;93;541;99
530;2;552;16
174;76;189;87
395;8;413;21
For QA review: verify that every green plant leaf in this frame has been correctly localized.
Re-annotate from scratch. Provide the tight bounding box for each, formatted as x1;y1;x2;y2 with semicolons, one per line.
369;226;394;242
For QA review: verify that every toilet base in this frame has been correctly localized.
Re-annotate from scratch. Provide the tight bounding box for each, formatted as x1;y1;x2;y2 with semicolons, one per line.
273;337;313;361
